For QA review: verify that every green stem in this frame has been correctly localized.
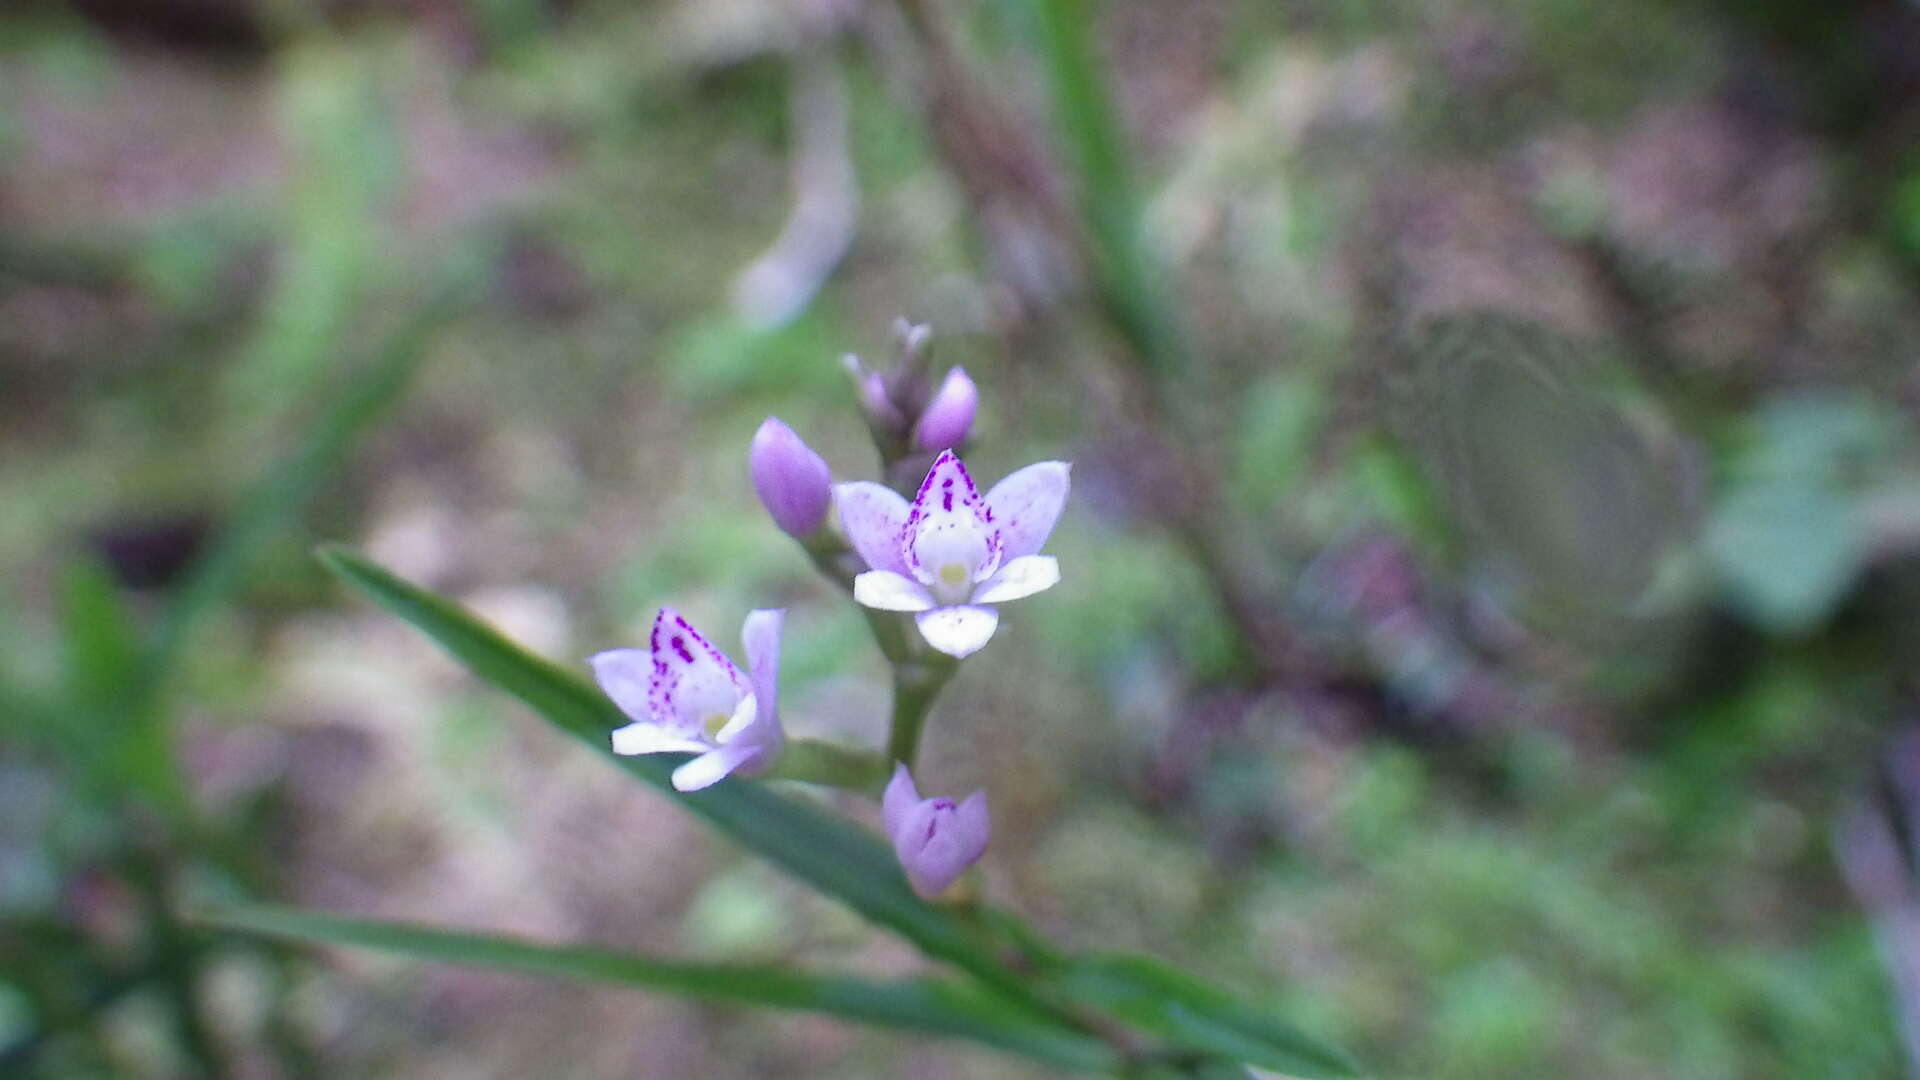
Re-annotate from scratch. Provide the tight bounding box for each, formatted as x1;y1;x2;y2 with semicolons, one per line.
887;655;957;771
764;738;890;794
802;530;959;773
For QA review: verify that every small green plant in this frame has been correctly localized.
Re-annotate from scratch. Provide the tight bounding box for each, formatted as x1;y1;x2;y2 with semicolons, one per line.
200;324;1362;1079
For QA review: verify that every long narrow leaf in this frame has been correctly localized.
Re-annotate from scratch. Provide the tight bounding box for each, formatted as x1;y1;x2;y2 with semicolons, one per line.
1033;0;1188;378
148;295;457;676
198;904;1118;1072
314;548;1068;1020
1048;953;1362;1078
56;559;180;807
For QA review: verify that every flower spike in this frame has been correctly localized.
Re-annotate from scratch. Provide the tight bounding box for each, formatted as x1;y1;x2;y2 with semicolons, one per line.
883;764;990;899
839;451;1069;657
592;608;786;791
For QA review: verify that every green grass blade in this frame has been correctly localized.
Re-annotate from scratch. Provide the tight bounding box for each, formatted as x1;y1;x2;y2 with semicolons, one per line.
58;558;143;708
197;904;1117;1072
1033;0;1188;378
55;558;181;807
148;297;455;676
313;548;1071;1021
1047;952;1363;1078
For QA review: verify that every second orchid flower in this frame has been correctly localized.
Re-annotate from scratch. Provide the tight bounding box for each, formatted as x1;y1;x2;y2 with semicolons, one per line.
838;450;1070;658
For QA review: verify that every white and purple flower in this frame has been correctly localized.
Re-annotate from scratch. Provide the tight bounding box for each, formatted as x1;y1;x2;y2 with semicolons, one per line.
590;608;786;792
837;450;1070;658
883;764;990;899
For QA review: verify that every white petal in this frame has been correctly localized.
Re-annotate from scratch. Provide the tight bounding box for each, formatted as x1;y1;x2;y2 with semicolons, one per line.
713;693;758;743
853;570;937;612
984;461;1070;560
834;482;912;576
740;608;784;732
588;649;655;723
671;743;765;792
969;555;1060;605
649;608;747;730
914;605;1000;658
610;722;710;756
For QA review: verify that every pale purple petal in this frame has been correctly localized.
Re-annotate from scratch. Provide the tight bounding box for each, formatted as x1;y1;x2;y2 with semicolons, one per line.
750;418;833;538
740;608;784;731
834;481;912;576
892;790;991;899
648;608;748;731
853;570;937;612
671;742;766;792
912;367;978;452
914;605;1000;658
969;555;1060;605
610;722;711;757
904;451;999;588
588;649;655;723
882;763;920;842
953;791;990;850
984;461;1071;560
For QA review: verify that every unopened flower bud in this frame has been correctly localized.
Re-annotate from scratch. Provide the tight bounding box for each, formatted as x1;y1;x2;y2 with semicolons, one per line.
912;366;978;452
844;353;907;437
750;417;833;538
883;764;990;899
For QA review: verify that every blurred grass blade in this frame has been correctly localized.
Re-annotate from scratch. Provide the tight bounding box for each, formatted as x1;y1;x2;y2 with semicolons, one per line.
199;904;1117;1072
56;558;182;806
1033;0;1187;377
149;298;454;675
315;548;1066;1018
1048;953;1362;1078
59;558;143;706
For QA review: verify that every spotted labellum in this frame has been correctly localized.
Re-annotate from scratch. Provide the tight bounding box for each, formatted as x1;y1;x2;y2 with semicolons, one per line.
839;450;1070;658
591;607;786;792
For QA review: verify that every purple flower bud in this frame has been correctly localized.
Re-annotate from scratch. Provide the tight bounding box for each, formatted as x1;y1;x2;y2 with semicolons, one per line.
912;366;978;452
750;417;833;538
844;353;907;436
883;764;990;899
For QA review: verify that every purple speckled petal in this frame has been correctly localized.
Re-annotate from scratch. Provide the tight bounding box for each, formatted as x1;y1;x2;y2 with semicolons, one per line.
904;451;1000;588
853;570;936;612
588;649;655;724
969;555;1059;605
984;461;1070;561
834;482;912;576
647;608;748;732
914;605;1000;658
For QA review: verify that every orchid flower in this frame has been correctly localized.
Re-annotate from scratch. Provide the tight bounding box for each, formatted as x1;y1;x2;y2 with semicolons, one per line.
883;764;990;899
838;450;1069;658
590;608;786;792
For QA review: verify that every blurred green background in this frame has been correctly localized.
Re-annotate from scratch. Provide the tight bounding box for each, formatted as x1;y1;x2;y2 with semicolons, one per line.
4;0;1920;1076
